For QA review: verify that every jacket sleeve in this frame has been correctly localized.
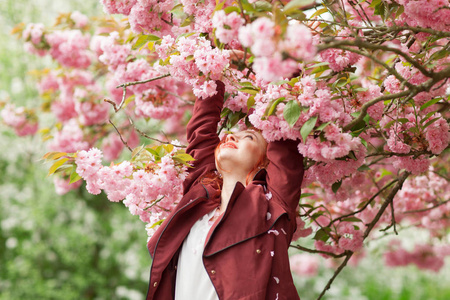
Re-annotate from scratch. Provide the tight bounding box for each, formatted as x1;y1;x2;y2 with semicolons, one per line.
265;139;304;217
182;81;225;193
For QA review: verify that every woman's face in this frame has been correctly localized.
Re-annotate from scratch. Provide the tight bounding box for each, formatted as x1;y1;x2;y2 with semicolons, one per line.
215;130;267;177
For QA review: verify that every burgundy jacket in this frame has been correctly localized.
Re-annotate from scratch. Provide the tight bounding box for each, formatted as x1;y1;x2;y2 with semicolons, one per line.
146;81;304;300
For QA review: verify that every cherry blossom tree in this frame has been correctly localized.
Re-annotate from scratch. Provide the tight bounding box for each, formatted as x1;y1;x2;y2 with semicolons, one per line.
2;0;449;298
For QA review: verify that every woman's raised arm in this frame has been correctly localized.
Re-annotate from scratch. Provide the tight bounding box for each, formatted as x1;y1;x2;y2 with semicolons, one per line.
183;81;225;192
265;139;304;217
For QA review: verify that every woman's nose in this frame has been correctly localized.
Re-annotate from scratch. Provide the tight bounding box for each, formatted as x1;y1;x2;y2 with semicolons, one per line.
226;134;237;142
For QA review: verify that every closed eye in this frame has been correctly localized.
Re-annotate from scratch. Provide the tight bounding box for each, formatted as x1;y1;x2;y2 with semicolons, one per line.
245;135;254;140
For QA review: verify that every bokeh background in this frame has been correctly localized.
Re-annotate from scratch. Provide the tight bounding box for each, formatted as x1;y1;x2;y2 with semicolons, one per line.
0;1;449;299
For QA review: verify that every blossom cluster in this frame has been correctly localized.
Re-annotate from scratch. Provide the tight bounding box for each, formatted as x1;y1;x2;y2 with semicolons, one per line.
238;17;316;81
384;240;450;272
74;146;190;237
0;104;38;136
154;34;231;98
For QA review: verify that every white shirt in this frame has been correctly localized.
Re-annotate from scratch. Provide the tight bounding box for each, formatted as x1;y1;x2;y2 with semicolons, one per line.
175;210;219;300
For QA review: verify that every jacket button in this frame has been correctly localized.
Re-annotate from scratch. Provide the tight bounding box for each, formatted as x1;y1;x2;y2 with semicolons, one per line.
256;249;261;254
153;281;158;287
211;270;216;275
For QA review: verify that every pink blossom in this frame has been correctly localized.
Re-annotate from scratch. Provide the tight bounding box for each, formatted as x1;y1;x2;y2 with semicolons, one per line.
53;177;82;195
70;11;89;28
128;2;172;35
100;0;137;15
212;10;244;44
425;117;449;154
337;222;364;252
99;32;132;71
392;156;430;175
49;120;90;152
46;30;91;68
289;254;320;277
193;80;218;99
280;23;316;62
0;104;38;137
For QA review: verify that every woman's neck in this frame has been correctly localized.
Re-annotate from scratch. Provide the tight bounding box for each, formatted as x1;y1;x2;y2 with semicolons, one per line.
218;173;246;214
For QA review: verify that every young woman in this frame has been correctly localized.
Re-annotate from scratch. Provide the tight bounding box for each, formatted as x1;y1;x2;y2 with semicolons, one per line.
146;81;304;300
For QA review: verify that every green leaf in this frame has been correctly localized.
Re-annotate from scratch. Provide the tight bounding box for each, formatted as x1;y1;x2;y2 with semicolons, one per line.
48;158;69;176
69;168;82;184
300;116;317;142
420;98;442;111
270;80;289;86
238;88;259;95
224;6;241;14
422;117;440;129
357;164;370;171
247;95;255;110
132;145;145;158
332;180;342;194
254;0;272;11
316;122;330;131
163;144;174;153
300;193;315;198
283;0;315;14
310;7;328;18
214;0;226;12
145;147;160;158
420;111;438;123
311;211;325;219
132;35;149;50
265;97;285;116
341;217;363;223
313;228;331;242
428;49;449;62
43;151;67;161
283;100;302;127
174;152;195;162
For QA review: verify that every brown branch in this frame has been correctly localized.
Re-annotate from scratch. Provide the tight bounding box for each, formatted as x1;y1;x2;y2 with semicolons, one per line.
317;39;432;77
105;73;171;113
327;178;398;227
290;244;346;258
365;149;442;158
363;172;410;239
343;90;410;131
333;45;414;89
343;66;450;131
317;252;353;300
402;199;450;214
108;119;132;152
127;116;186;148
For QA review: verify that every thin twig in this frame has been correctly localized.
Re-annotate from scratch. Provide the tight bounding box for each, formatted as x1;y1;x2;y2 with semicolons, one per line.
363;172;410;239
105;73;171;113
290;244;346;258
317;252;353;300
402;199;450;214
127;116;186;148
327;178;398;227
108;119;132;152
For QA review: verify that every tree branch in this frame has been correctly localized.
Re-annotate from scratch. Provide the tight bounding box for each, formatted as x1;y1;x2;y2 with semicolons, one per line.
104;73;171;113
108;119;132;152
290;244;346;258
127;116;186;148
317;252;353;300
363;172;410;239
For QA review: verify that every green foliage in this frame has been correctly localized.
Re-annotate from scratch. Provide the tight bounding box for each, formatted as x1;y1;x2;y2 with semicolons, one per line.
0;131;150;299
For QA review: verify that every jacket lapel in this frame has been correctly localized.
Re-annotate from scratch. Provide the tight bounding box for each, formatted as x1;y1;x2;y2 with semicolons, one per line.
203;179;288;257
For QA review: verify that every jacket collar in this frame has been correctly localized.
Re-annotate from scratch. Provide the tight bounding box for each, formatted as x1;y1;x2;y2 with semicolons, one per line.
203;181;287;257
